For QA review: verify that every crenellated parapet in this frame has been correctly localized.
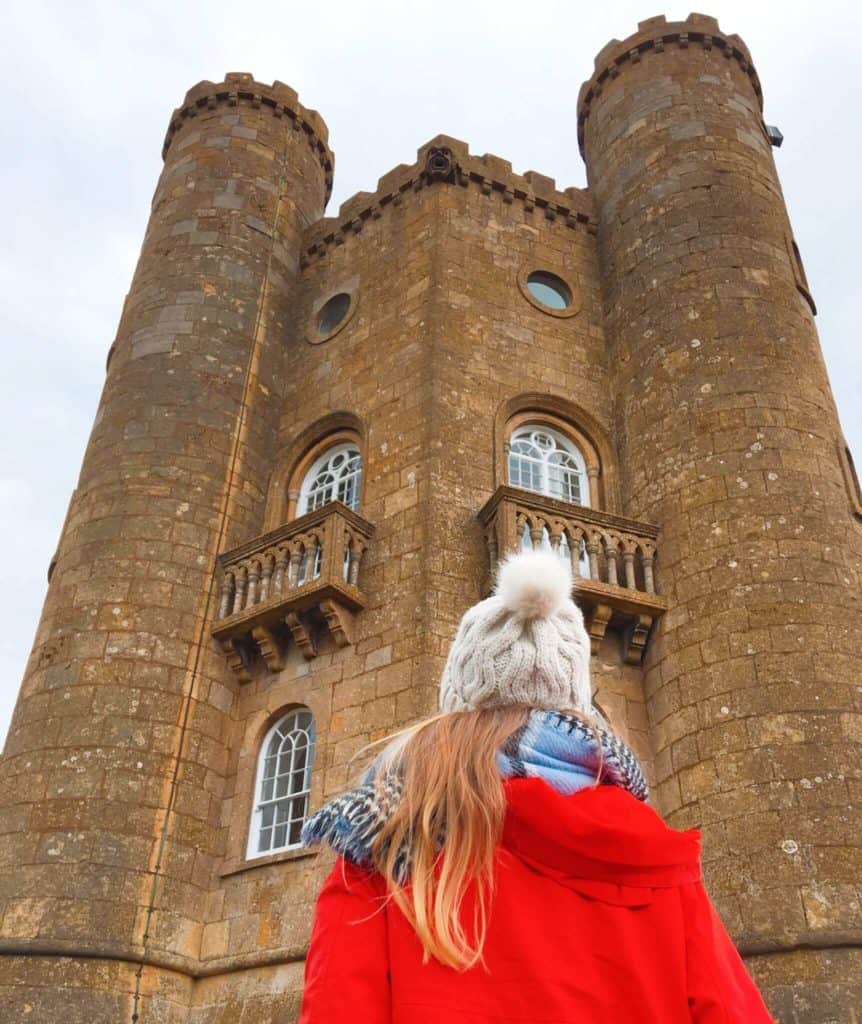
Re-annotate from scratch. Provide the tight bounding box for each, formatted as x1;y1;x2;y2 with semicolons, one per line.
162;72;335;203
576;13;763;156
301;135;595;267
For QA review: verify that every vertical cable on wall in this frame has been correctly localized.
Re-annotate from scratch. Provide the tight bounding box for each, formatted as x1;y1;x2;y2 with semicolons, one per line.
129;152;291;1022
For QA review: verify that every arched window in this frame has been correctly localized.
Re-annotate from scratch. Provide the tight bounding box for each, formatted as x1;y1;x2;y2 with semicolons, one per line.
248;708;315;858
297;442;362;516
508;425;590;506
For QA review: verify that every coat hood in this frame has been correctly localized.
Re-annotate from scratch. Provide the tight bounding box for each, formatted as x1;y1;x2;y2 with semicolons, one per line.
300;778;776;1024
501;778;702;905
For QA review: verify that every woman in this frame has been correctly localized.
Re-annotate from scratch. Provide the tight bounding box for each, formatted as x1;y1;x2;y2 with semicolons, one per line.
297;549;774;1023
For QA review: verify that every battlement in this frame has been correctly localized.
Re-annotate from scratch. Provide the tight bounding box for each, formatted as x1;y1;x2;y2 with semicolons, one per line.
162;72;335;203
576;13;762;156
302;134;595;267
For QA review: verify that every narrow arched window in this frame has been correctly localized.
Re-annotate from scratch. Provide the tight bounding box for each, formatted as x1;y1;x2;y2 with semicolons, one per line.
248;708;315;858
298;442;362;516
508;425;590;506
786;234;817;315
838;439;862;520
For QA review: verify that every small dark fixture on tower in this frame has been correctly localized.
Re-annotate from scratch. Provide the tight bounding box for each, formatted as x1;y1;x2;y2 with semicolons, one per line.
424;146;461;184
765;124;783;148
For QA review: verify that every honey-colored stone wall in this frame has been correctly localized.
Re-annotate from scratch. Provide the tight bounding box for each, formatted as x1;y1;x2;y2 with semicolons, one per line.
2;15;860;1024
580;14;862;1019
0;75;330;1020
192;139;651;1016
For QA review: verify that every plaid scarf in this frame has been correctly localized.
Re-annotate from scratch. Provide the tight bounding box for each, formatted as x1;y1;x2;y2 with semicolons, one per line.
301;709;648;877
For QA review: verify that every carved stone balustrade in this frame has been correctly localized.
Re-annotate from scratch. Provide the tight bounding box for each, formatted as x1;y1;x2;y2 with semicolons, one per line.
211;501;374;680
478;486;668;664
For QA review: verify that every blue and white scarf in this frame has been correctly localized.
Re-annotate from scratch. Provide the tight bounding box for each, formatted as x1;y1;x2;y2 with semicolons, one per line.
301;709;648;876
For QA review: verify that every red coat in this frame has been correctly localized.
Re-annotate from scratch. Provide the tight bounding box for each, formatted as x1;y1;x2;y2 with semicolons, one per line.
298;778;774;1023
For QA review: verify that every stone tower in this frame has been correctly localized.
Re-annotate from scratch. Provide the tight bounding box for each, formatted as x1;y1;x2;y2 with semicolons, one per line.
1;14;859;1024
578;14;862;1019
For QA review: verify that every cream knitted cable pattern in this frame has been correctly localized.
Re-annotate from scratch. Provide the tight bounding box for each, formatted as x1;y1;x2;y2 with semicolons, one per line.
439;549;592;714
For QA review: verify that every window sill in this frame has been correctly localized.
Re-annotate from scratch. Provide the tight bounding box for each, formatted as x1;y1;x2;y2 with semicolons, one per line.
219;845;320;878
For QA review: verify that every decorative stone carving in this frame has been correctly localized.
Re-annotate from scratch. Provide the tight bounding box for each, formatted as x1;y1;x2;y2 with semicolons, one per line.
623;613;654;665
285;612;316;661
250;625;286;671
587;603;614;654
319;599;355;648
423;146;461;185
219;638;250;683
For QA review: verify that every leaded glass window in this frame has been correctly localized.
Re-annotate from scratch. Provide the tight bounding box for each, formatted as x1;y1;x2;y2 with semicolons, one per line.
298;443;362;515
508;425;590;506
248;709;315;858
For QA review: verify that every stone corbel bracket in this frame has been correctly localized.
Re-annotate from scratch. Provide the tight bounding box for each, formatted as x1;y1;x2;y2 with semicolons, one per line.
576;583;663;664
213;581;365;681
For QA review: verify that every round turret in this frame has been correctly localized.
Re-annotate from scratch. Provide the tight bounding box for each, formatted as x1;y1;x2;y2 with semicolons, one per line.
581;15;862;1015
0;74;330;1021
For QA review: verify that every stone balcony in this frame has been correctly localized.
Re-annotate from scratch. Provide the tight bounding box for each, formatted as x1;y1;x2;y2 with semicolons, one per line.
478;486;668;664
212;501;374;680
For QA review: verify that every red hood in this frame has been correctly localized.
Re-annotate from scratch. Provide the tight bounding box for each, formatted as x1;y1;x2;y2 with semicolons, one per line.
501;778;702;905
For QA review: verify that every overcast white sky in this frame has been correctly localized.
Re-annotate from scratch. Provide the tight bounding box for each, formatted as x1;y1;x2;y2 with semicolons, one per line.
2;0;860;747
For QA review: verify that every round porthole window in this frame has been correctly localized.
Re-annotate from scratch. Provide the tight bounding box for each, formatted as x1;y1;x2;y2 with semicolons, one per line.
526;271;571;310
518;267;580;319
307;279;360;345
317;292;351;335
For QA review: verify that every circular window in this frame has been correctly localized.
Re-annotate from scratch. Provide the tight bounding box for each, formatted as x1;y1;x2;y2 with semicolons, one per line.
526;271;571;310
518;267;579;318
317;292;351;335
308;285;359;344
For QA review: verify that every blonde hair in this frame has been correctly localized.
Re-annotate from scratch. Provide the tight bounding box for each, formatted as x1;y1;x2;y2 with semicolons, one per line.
364;705;603;970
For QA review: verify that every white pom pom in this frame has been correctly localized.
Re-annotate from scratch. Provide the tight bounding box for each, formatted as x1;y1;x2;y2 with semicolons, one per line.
495;549;573;620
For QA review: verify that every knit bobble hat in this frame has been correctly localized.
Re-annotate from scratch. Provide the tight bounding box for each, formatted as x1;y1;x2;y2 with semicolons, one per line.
439;548;592;715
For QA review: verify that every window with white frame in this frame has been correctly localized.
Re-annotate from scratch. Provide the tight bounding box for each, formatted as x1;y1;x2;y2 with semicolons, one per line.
248;709;315;858
508;425;590;506
297;442;362;516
